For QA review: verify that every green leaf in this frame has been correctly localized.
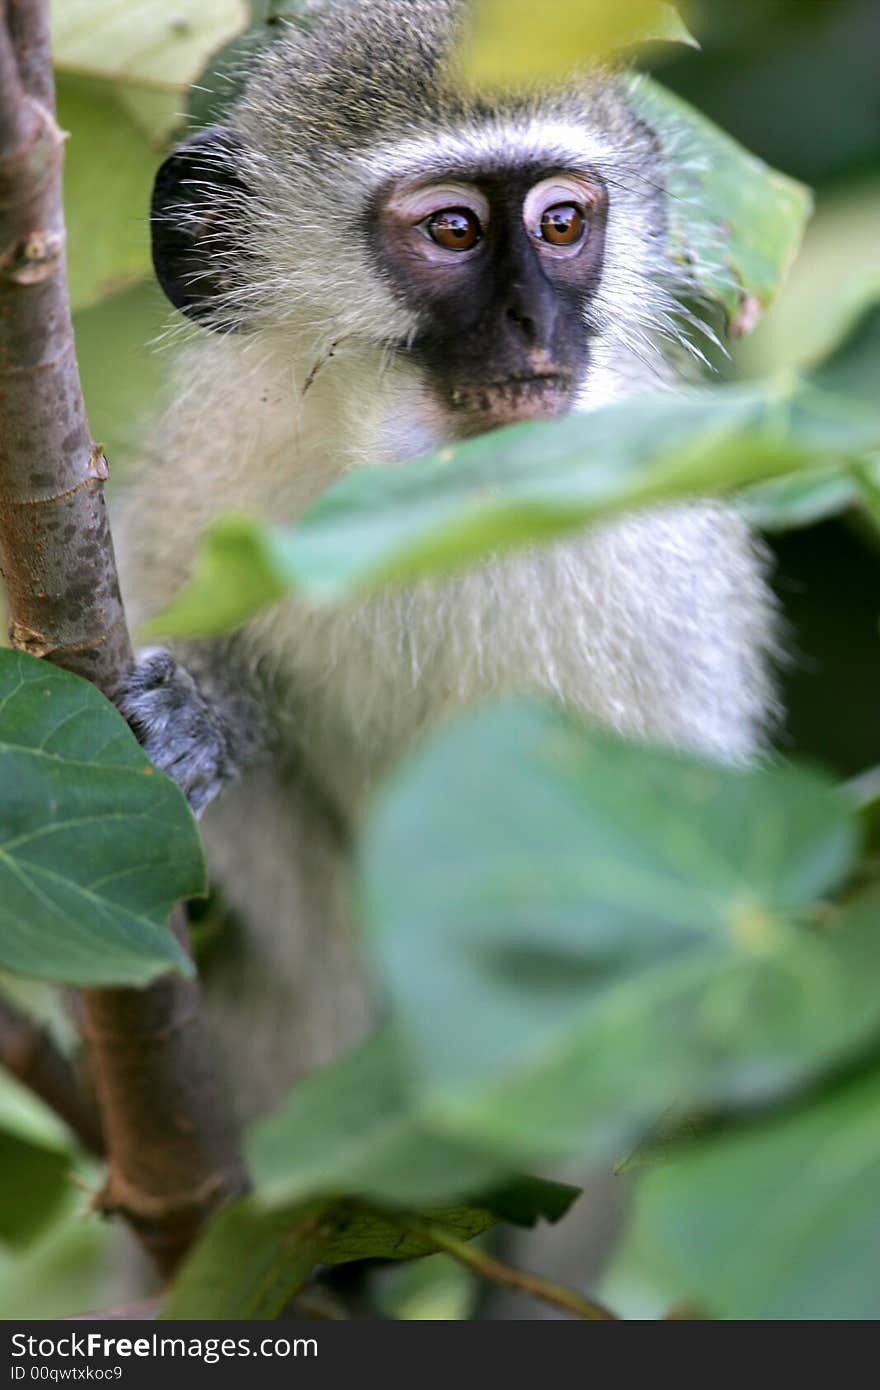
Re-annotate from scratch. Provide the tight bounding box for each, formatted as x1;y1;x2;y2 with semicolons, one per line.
0;1129;70;1250
357;700;876;1165
736;467;862;532
141;514;289;641
59;76;157;311
736;291;880;529
146;342;880;635
461;1;697;87
810;277;880;406
628;78;813;325
0;1067;76;1252
376;1252;477;1321
0;1195;116;1320
163;1196;482;1319
620;1062;880;1319
164;1174;577;1319
0;650;202;986
75;283;171;465
53;0;249;139
244;708;876;1211
249;1029;578;1212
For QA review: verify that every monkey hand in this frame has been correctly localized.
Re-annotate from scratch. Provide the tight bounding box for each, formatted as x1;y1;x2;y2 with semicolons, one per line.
115;649;232;817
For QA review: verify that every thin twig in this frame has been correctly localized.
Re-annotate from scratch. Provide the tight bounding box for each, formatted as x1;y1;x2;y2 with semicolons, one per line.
406;1220;620;1321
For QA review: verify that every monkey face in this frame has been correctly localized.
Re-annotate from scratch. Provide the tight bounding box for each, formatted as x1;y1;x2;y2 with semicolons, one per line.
371;163;609;437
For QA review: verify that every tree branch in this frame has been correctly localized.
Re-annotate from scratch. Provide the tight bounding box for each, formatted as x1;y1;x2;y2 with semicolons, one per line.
0;0;247;1278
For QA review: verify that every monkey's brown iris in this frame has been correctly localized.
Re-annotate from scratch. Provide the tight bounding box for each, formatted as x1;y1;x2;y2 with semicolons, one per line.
540;203;586;246
427;208;481;250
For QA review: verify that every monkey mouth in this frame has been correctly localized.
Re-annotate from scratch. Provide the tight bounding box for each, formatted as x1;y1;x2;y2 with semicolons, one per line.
447;373;576;434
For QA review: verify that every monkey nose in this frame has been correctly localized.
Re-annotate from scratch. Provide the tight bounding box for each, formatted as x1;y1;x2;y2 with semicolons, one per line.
503;282;557;351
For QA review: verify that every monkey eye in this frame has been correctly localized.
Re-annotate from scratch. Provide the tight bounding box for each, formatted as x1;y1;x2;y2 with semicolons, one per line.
538;202;587;247
423;207;482;252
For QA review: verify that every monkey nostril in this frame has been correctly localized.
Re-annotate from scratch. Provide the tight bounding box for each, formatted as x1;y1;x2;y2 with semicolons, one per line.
506;303;537;339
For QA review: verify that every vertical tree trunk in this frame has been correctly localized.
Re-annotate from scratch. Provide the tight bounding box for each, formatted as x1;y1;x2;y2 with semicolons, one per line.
0;0;247;1278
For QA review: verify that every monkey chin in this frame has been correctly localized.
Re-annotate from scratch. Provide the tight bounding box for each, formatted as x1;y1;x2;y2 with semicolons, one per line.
445;374;576;438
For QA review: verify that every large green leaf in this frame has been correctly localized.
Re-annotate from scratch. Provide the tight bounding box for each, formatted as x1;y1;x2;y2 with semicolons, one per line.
619;1062;880;1320
145;315;880;636
239;704;877;1213
0;650;202;985
355;701;877;1165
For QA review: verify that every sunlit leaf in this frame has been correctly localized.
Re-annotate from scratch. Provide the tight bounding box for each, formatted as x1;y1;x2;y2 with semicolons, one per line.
59;76;156;311
462;0;696;87
52;0;248;138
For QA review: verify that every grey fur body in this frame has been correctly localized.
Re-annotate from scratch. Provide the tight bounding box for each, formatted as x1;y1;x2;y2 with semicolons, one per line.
115;0;778;1119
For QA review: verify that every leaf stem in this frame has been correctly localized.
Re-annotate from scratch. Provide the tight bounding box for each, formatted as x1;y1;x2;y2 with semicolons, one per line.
405;1219;619;1321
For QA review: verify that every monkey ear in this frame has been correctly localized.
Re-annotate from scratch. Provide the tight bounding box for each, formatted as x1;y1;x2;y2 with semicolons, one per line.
151;126;251;330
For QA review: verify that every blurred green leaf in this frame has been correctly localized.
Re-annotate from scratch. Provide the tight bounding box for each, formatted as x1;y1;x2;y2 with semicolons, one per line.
0;650;202;986
0;1066;73;1153
737;288;880;529
462;1;696;87
810;277;880;406
620;1060;880;1319
737;468;862;532
0;1130;70;1249
146;304;880;635
0;1195;114;1319
357;701;876;1164
738;191;880;378
74;281;171;471
627;77;812;325
53;0;248;138
376;1252;477;1321
245;704;877;1210
59;76;156;311
56;1;252;296
250;1029;578;1212
164;1176;576;1319
142;514;288;640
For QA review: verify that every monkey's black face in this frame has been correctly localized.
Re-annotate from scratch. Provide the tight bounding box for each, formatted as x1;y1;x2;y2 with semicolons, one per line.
371;162;608;436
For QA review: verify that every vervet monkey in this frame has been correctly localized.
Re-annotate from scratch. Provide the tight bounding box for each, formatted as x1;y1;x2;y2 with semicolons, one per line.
115;0;778;1120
